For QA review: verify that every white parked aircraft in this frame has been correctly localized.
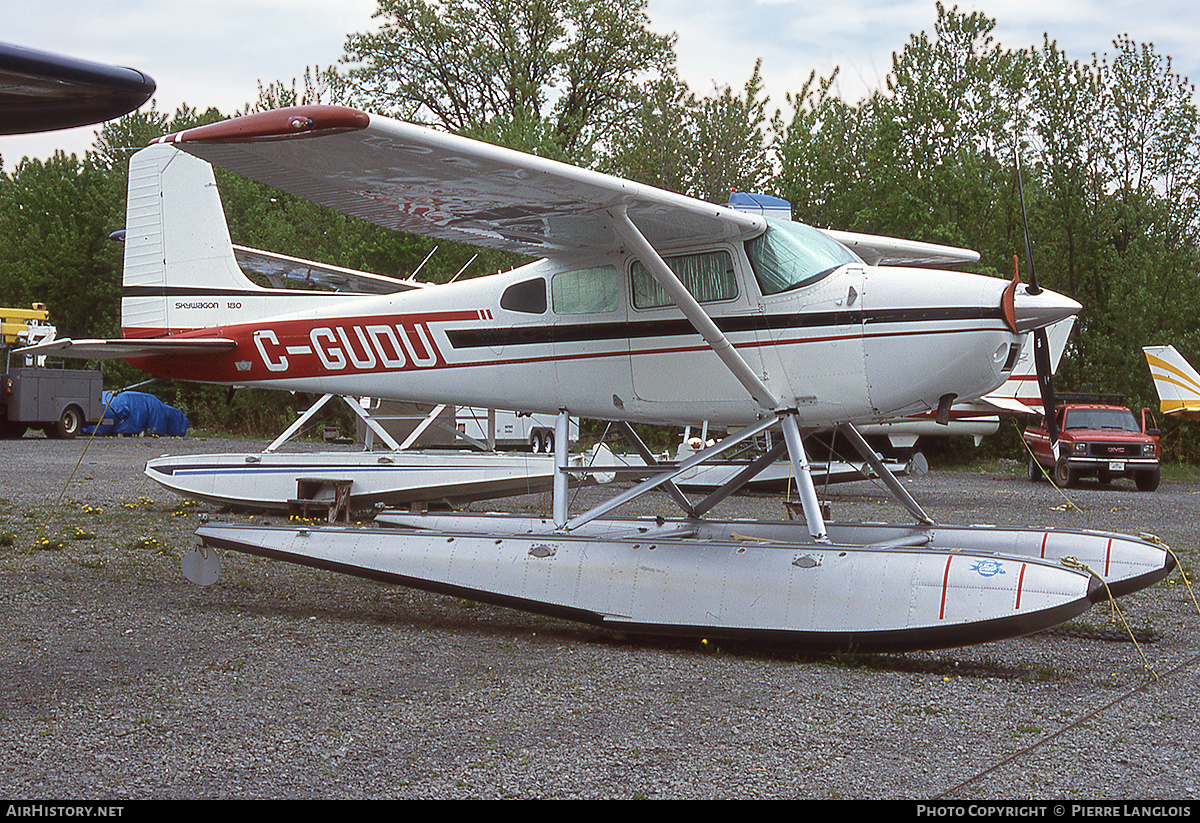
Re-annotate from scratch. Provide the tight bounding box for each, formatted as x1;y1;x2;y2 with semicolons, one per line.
27;106;1174;650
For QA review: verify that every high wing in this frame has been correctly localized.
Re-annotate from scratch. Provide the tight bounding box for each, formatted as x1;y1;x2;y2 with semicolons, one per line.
232;245;425;294
151;106;765;259
823;229;980;269
725;192;980;269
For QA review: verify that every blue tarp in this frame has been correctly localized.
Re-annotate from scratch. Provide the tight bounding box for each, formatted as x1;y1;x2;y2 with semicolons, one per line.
85;391;188;436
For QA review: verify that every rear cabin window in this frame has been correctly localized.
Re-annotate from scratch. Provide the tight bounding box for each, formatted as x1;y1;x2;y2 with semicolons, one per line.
551;266;619;314
631;250;737;309
500;278;547;314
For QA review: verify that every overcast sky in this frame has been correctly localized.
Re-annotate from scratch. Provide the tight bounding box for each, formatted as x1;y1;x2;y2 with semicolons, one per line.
3;0;1199;170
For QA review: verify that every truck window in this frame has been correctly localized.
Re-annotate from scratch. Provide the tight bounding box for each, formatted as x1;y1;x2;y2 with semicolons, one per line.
1064;408;1141;431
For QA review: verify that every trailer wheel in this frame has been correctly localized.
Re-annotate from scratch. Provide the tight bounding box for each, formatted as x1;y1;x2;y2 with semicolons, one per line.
53;405;83;439
543;429;555;454
530;431;543;453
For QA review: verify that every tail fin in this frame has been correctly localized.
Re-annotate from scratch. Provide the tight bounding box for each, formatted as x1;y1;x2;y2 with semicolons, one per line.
1144;345;1200;419
122;143;265;337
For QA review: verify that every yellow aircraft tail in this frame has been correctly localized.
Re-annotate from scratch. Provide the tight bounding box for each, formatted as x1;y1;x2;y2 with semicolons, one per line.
1143;345;1200;420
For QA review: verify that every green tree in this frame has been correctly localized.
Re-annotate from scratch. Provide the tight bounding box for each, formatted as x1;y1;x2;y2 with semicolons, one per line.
0;152;122;339
603;62;773;204
339;0;675;160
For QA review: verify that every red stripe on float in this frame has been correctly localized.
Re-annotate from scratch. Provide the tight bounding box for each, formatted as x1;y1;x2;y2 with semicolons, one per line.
940;556;953;620
1015;563;1027;610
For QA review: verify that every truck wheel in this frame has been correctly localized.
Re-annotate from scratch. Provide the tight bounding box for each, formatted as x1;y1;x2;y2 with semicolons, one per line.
1028;456;1044;482
1053;457;1078;488
53;405;83;439
1135;468;1160;492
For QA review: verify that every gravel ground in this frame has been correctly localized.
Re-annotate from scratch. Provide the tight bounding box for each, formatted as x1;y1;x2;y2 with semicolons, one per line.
2;433;1199;800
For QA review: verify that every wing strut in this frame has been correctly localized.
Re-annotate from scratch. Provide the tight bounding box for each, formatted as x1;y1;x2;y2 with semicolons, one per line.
837;423;933;526
605;207;837;540
607;206;779;411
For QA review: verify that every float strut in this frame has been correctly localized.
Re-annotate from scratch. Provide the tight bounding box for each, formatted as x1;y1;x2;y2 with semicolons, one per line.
780;412;828;541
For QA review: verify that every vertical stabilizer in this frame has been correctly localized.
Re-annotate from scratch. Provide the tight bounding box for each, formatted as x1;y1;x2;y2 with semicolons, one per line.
122;143;263;337
1144;345;1200;419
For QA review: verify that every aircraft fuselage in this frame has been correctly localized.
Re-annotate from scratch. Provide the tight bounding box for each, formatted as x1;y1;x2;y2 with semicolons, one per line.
129;248;1023;428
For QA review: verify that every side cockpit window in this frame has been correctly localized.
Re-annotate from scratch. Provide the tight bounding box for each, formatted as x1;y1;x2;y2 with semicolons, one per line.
551;266;619;314
631;250;736;309
500;278;547;314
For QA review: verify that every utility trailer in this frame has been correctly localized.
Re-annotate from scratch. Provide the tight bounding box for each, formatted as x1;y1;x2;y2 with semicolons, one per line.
455;407;578;452
355;400;576;452
1;305;103;439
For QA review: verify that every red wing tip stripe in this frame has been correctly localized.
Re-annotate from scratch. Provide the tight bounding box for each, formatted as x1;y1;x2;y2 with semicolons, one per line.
151;105;369;145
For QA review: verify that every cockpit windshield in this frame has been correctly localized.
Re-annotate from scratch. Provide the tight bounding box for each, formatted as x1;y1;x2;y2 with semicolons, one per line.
745;218;861;295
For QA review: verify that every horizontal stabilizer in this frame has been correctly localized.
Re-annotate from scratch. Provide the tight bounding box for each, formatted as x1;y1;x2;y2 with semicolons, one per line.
974;394;1038;415
18;337;236;360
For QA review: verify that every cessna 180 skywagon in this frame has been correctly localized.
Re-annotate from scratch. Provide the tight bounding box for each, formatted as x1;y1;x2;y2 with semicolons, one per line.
28;105;1175;650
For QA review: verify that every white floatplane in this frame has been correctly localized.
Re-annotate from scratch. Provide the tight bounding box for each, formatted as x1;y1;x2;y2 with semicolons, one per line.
25;106;1175;650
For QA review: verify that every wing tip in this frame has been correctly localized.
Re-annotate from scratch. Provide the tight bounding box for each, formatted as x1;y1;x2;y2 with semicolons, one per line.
151;105;370;146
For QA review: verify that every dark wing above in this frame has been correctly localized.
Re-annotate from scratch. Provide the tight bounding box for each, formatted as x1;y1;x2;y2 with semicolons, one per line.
0;42;155;134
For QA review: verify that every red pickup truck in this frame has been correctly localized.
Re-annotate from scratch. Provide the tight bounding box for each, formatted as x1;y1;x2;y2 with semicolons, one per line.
1024;398;1161;491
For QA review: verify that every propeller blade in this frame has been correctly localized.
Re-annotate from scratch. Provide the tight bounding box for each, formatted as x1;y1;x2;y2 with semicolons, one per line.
1033;327;1059;444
